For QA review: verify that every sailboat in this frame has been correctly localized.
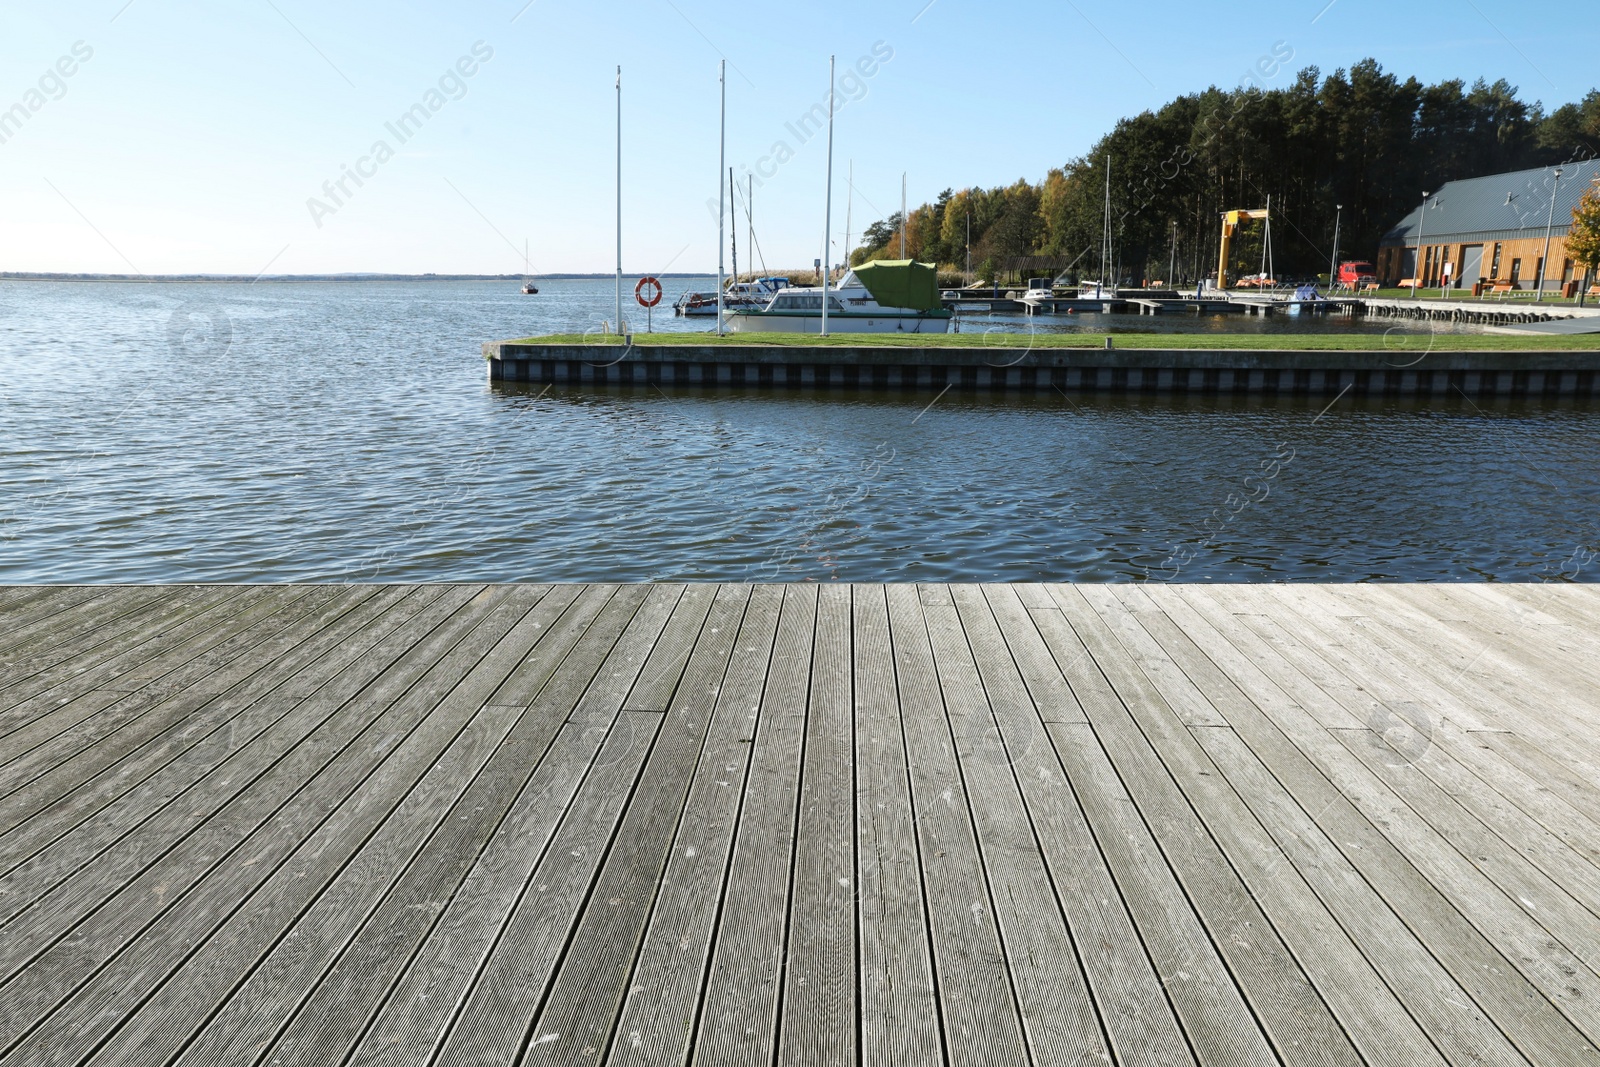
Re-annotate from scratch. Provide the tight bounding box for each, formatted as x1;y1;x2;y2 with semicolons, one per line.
1079;157;1115;300
520;239;538;294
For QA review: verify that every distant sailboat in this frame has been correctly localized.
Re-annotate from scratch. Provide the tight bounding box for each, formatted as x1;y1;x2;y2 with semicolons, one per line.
521;239;539;294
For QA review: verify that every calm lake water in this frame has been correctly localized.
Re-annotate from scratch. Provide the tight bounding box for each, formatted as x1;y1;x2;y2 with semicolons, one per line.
1;278;1595;583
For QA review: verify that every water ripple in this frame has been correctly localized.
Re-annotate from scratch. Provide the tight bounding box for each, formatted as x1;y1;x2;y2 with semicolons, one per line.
2;279;1598;583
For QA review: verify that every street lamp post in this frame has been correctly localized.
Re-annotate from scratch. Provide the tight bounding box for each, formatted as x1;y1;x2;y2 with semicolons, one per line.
1329;203;1342;290
1413;191;1429;300
1537;167;1564;303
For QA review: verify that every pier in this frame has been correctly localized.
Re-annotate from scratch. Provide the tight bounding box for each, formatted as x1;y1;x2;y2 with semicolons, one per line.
939;291;1598;328
486;340;1600;397
4;583;1600;1065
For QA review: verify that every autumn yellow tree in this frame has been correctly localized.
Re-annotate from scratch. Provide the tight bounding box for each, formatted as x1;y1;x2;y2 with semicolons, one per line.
1570;181;1600;293
939;189;973;269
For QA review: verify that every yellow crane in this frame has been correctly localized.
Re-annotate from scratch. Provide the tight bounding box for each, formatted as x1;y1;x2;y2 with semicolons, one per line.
1216;207;1270;290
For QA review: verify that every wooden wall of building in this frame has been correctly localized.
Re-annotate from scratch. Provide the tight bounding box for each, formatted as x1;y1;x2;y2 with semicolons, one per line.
1377;234;1581;290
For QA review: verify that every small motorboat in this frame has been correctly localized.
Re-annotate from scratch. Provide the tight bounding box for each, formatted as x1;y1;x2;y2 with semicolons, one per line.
673;277;790;317
521;281;539;294
1020;286;1055;312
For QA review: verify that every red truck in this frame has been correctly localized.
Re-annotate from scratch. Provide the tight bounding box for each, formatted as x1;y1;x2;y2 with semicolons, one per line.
1334;260;1376;290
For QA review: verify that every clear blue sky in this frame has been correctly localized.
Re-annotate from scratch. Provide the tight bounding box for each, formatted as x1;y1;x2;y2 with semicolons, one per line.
1;0;1594;275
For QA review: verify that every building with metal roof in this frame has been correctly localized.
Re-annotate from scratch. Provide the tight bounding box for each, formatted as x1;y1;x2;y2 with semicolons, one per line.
1377;158;1600;293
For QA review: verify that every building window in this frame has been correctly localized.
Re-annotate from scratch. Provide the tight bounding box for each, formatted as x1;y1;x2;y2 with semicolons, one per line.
1535;257;1545;287
1565;258;1576;283
1510;258;1522;284
1490;243;1502;278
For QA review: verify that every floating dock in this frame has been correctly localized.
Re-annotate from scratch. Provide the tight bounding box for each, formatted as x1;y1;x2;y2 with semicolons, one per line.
486;341;1600;397
5;583;1600;1065
941;292;1593;328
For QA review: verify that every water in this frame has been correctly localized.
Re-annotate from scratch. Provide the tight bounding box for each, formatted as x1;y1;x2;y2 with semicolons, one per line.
2;278;1596;584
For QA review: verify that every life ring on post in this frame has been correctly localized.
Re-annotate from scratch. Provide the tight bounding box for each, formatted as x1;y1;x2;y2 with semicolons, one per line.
635;276;663;308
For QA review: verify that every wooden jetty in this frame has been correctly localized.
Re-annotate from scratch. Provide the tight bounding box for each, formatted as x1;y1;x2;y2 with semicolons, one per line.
4;582;1600;1065
938;291;1592;328
486;341;1600;397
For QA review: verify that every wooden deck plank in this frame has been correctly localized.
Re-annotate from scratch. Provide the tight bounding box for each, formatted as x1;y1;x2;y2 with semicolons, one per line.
0;586;344;834
0;586;92;626
773;583;857;1067
0;586;386;864
1106;585;1460;1067
0;585;421;919
232;586;640;1067
691;584;818;1067
1301;591;1600;919
1043;585;1316;1067
412;704;664;1067
1226;587;1600;1042
0;588;273;718
1378;585;1600;748
82;696;523;1067
0;586;480;935
336;586;687;1067
87;584;639;1067
436;584;750;1067
0;587;168;675
604;584;785;1067
881;583;1029;1067
0;585;123;642
1490;584;1600;630
623;584;718;712
1336;587;1600;830
3;584;1600;1067
1068;585;1365;1066
0;586;542;1059
0;586;317;765
976;585;1194;1067
980;585;1088;724
0;586;514;1036
939;585;1110;1067
844;584;941;1067
1178;586;1600;1066
519;584;754;1066
1326;585;1600;745
0;585;245;733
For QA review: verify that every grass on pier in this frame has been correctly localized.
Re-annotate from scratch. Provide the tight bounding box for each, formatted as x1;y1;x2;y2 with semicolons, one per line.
507;331;1600;351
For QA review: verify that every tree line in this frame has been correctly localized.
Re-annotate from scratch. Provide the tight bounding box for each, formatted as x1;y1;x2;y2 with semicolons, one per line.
849;60;1600;285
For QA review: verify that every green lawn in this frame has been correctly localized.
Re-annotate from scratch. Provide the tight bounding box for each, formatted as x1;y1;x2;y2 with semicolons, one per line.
505;331;1600;352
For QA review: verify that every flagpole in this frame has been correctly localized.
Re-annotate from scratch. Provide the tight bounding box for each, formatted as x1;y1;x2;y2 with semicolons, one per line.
615;66;622;335
822;55;835;337
717;61;726;336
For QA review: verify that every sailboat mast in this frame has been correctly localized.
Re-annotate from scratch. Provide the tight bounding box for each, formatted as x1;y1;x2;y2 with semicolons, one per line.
822;55;835;337
1102;156;1112;291
716;60;725;335
1260;193;1271;284
844;160;853;271
900;172;907;259
729;168;738;287
615;66;622;333
747;175;754;288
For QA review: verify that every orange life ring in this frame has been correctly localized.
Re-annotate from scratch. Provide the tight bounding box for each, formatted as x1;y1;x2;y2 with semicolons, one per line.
635;276;662;308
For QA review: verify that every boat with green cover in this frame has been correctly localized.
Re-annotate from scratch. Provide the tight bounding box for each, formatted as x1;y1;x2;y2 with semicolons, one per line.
724;259;952;334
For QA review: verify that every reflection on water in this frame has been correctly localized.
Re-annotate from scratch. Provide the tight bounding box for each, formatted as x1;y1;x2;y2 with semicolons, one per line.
1;279;1594;583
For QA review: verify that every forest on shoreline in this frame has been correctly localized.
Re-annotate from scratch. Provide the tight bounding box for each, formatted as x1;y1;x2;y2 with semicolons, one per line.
849;60;1600;285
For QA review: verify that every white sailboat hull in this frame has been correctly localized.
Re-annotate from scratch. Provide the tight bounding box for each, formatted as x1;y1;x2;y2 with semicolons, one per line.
724;310;951;334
